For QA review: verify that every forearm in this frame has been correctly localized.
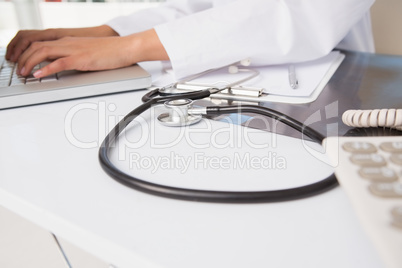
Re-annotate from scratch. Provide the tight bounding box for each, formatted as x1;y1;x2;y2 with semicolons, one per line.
17;28;169;78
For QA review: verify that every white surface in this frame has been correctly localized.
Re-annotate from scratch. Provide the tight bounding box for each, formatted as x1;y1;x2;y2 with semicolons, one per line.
0;2;18;30
0;205;67;268
0;63;385;268
325;136;402;268
57;236;109;268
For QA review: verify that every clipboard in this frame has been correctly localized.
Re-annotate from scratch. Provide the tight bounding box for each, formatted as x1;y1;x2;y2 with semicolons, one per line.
154;51;345;104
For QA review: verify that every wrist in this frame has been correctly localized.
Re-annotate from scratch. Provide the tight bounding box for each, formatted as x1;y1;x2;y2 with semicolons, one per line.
127;29;169;63
91;25;119;37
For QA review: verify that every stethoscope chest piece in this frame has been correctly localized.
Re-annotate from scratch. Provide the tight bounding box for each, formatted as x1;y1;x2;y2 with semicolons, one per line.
157;99;202;127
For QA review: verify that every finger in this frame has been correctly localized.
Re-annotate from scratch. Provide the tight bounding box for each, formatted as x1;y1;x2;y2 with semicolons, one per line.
18;42;67;76
11;37;37;64
6;30;56;62
6;31;23;61
7;31;39;62
33;57;74;78
17;41;44;76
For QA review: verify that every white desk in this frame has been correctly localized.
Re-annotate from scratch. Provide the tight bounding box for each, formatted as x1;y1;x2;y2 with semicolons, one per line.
0;64;385;268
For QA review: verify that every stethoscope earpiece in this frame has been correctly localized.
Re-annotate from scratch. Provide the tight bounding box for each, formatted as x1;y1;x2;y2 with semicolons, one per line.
228;58;251;74
240;58;251;66
228;65;239;74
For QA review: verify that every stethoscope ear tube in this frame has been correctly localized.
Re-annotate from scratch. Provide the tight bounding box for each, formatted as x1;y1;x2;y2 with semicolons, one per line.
98;96;338;203
141;88;211;103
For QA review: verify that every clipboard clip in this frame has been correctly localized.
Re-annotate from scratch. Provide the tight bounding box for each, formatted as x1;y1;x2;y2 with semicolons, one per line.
176;83;264;98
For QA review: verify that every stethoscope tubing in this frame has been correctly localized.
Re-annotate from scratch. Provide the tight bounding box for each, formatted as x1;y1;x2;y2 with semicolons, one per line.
98;89;338;203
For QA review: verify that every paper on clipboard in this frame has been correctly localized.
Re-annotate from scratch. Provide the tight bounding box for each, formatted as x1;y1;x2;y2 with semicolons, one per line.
153;51;345;104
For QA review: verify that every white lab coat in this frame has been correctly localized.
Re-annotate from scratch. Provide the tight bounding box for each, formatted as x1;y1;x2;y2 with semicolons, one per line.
107;0;375;78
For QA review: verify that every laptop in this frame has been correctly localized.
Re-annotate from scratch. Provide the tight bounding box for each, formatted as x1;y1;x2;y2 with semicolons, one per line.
0;47;152;110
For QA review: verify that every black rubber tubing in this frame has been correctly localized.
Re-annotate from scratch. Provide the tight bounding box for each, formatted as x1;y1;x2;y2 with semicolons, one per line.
99;93;338;203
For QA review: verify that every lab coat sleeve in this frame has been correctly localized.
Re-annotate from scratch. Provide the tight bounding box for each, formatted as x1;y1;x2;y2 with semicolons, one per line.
154;0;375;78
106;1;212;36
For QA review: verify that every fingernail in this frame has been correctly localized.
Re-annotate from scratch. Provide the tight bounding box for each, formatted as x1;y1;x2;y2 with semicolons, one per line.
33;70;42;78
20;67;25;75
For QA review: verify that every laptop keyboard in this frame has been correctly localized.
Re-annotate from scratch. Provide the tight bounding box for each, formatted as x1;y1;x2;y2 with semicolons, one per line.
0;47;151;110
0;49;58;88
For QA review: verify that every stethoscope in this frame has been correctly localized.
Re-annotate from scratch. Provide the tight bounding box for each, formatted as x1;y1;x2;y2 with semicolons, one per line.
98;61;338;203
